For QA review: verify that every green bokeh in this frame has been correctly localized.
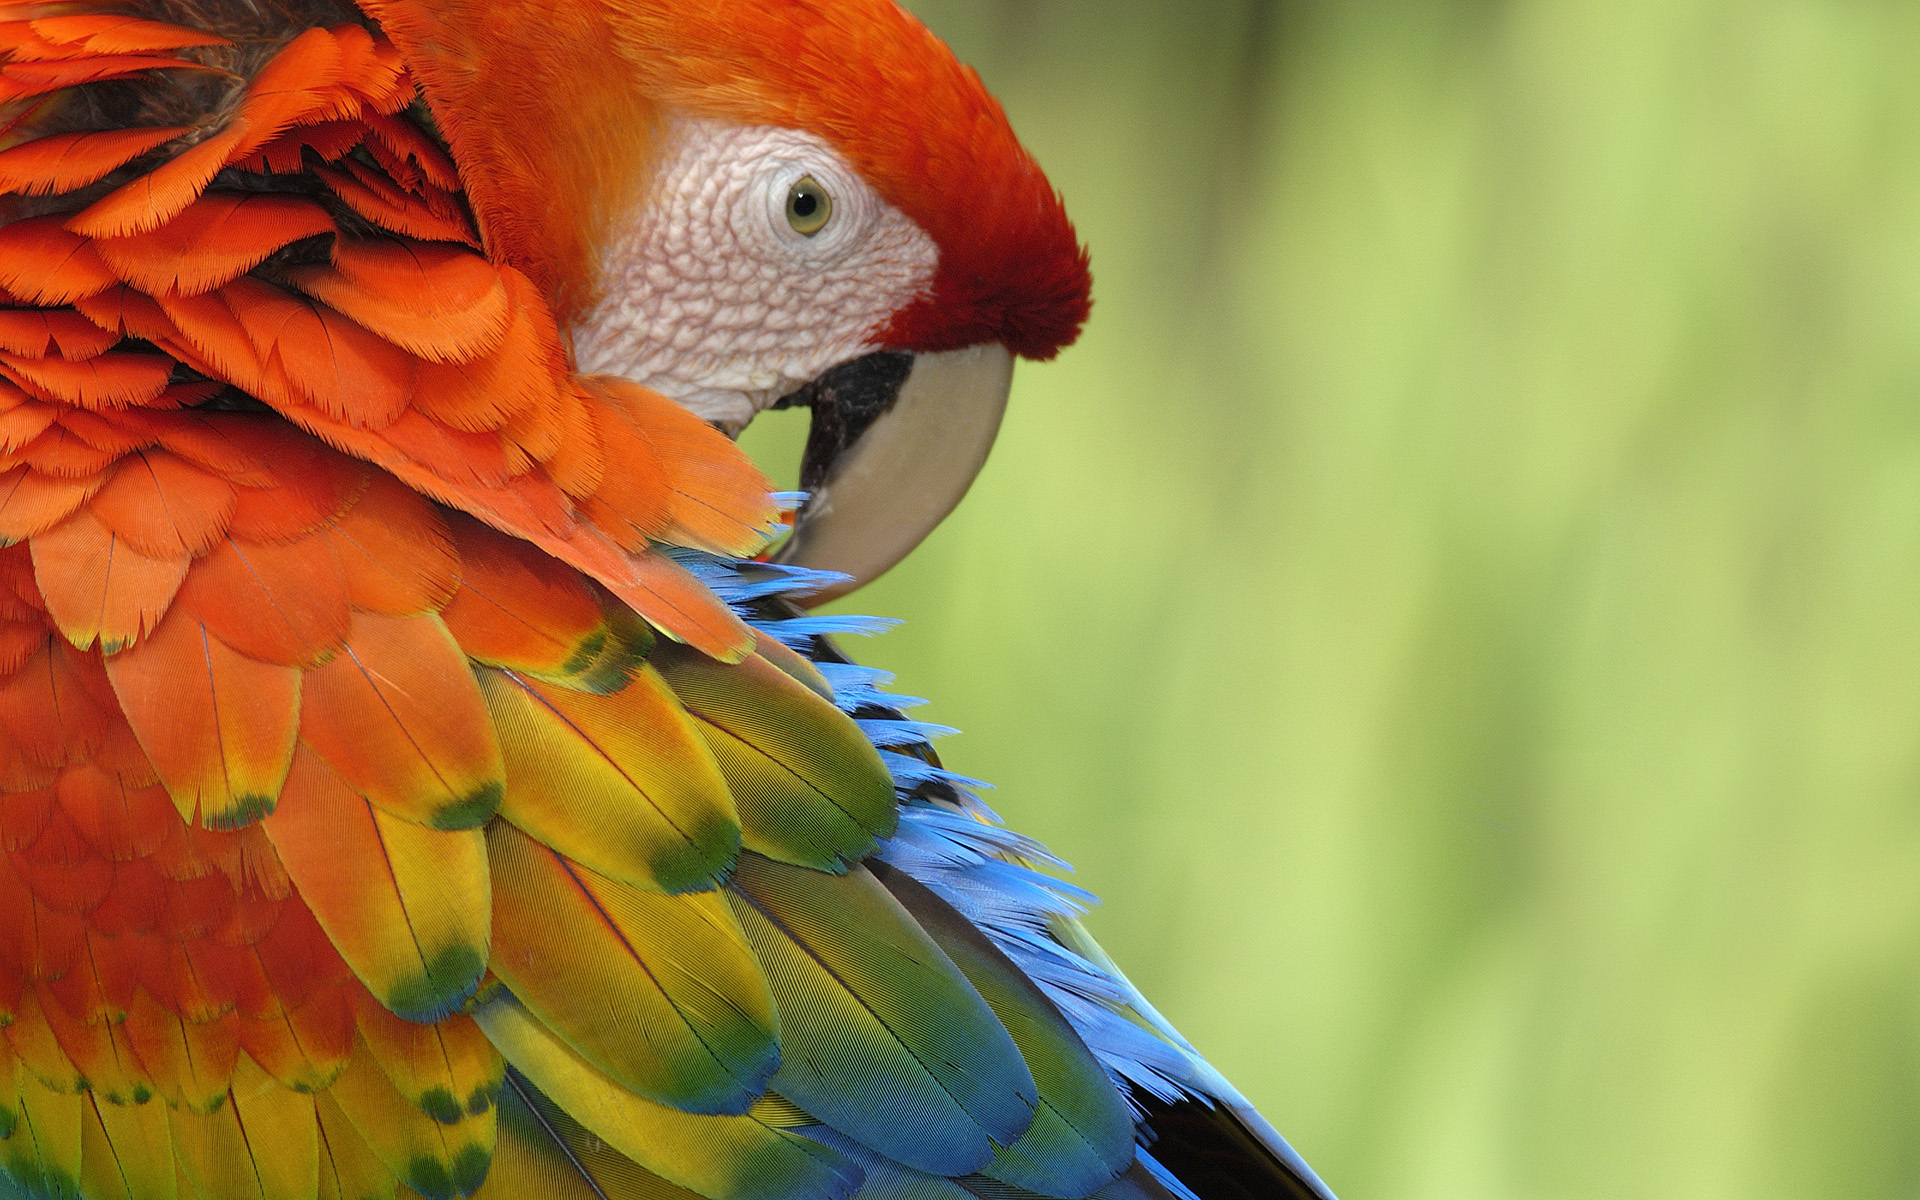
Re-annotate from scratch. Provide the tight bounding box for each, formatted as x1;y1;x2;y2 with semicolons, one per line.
742;2;1920;1195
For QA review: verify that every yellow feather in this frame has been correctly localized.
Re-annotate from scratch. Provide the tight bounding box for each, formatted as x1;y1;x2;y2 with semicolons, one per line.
354;1001;503;1126
4;1070;82;1199
324;1034;493;1200
263;749;491;1024
229;1055;321;1200
651;646;896;872
471;992;858;1200
481;666;739;895
314;1089;398;1200
82;1095;177;1200
484;821;775;1115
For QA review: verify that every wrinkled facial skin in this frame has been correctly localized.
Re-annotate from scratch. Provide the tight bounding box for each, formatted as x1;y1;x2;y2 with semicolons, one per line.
573;117;939;431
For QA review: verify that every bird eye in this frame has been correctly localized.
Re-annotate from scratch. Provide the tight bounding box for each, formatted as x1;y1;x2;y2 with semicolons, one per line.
785;175;833;237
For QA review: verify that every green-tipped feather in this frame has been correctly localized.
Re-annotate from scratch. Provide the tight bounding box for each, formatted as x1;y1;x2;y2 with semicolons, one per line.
484;823;777;1116
472;993;859;1200
726;856;1038;1177
873;864;1135;1199
651;647;896;872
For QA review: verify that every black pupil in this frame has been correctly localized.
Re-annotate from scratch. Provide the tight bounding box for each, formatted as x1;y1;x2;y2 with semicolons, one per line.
793;191;819;217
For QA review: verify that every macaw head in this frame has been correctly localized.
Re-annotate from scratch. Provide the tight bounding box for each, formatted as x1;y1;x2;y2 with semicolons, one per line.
371;0;1091;600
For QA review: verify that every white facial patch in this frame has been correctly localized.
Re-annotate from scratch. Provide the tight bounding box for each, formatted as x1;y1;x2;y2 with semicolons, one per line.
572;117;940;431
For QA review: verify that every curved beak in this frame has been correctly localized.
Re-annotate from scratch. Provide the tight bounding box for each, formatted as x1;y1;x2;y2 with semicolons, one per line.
771;344;1013;606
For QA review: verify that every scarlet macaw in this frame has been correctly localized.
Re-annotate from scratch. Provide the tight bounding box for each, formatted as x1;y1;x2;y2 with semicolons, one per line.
0;2;1334;1198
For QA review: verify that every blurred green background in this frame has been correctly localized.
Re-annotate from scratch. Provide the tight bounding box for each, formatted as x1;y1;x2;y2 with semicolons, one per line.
743;2;1920;1196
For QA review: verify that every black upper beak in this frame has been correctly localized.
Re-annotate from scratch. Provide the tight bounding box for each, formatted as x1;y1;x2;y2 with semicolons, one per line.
767;345;1015;606
771;351;915;494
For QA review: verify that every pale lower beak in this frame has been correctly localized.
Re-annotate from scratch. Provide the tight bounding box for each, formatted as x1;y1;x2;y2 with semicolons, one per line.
772;344;1013;606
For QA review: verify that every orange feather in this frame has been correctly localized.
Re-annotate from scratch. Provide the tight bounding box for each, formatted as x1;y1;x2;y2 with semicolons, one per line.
36;982;147;1103
0;467;103;542
0;309;120;360
410;269;559;436
324;473;458;617
5;426;123;478
0;783;51;852
0;401;58;455
10;798;86;868
30;506;189;653
359;0;657;319
24;14;229;55
493;372;569;471
565;381;669;553
219;280;417;430
82;865;162;940
239;986;354;1093
241;118;370;175
90;192;337;296
261;746;489;1023
173;534;353;666
603;549;754;664
45;410;153;458
122;992;237;1112
533;379;603;502
149;288;276;405
437;517;609;680
0;125;188;195
86;449;237;558
55;763;175;861
70;283;180;345
253;899;355;1015
40;925;138;1023
332;407;523;494
288;237;510;365
0;348;173;408
364;112;460;192
0;217;114;304
313;161;480;246
0;53;210;104
298;612;504;831
593;378;776;557
103;602;301;829
328;21;410;114
135;413;280;489
11;824;112;914
149;872;236;943
223;443;366;544
67;26;356;238
0;636;116;773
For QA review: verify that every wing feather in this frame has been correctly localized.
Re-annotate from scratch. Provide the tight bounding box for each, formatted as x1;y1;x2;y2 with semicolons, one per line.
261;747;487;1023
82;1091;177;1200
653;645;897;872
480;667;737;895
485;821;775;1115
472;991;858;1200
725;856;1037;1177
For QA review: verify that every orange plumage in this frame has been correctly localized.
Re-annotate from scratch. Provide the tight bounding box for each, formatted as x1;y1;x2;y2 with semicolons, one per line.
0;3;1318;1200
0;2;793;1193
